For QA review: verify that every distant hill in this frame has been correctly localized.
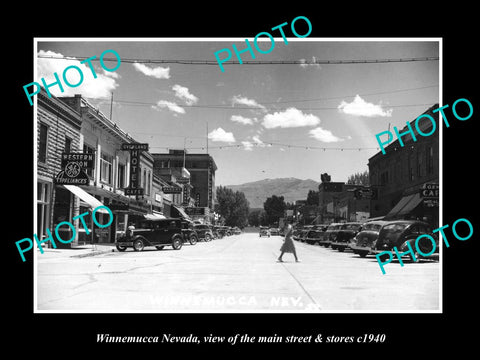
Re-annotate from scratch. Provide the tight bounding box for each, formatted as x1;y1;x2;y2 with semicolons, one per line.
225;178;320;209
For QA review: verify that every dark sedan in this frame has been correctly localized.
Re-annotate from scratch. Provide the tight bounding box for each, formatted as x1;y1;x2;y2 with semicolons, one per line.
374;220;438;262
318;223;343;247
331;222;363;252
193;224;214;241
304;229;324;245
350;220;387;257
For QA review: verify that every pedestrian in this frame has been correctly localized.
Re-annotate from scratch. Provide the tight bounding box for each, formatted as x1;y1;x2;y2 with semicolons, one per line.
277;221;299;262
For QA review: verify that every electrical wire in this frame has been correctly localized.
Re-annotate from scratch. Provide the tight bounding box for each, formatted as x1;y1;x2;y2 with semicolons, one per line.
37;54;439;66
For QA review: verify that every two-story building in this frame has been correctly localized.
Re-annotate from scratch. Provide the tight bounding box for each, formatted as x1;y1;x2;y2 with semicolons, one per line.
368;104;439;227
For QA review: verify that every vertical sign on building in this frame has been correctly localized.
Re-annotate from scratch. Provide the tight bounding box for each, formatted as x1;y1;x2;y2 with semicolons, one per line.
122;143;149;196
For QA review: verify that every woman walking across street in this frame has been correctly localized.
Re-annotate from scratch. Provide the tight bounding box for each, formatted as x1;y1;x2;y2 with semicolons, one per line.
277;221;300;262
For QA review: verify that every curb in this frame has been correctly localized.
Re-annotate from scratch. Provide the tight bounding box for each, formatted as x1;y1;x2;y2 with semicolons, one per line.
70;248;116;258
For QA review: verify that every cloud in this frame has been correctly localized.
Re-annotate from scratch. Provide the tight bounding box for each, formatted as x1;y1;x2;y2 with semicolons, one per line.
172;84;198;105
309;127;344;143
231;115;256;125
133;62;170;79
231;95;267;112
338;95;392;117
208;128;236;143
262;107;320;129
37;50;119;99
151;100;185;115
299;56;321;69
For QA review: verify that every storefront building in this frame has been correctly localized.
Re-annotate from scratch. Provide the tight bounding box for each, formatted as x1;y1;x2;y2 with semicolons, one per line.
152;149;217;223
368;104;439;227
59;95;153;244
36;91;82;246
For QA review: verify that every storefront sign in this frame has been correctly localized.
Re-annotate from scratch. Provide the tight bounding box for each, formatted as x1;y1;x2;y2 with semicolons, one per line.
54;154;90;185
122;143;149;196
176;176;190;184
121;143;149;151
354;187;378;200
61;153;94;169
185;207;206;216
162;185;182;194
420;183;439;198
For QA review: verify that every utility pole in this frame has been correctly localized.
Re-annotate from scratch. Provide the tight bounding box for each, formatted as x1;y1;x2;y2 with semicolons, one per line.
206;122;209;154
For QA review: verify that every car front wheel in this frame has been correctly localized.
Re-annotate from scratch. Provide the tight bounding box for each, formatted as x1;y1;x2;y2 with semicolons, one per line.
189;235;198;245
172;236;183;250
205;234;212;242
133;239;144;251
116;244;127;252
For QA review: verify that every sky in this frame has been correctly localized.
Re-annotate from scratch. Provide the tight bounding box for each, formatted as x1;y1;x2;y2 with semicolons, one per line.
35;39;439;186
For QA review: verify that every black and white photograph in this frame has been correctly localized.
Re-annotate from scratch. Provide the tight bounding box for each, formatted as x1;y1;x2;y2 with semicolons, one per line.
32;38;442;313
8;7;479;355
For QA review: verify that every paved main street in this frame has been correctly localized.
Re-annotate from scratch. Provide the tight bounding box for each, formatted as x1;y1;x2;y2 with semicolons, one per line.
36;232;440;312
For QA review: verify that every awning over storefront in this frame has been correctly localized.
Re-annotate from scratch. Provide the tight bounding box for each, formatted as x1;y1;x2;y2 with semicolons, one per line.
396;193;422;217
144;213;167;220
385;193;422;219
63;185;109;214
172;205;191;220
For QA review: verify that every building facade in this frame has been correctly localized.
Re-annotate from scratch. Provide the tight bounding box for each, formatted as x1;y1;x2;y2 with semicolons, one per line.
58;95;163;244
37;91;82;246
368;104;439;227
152;150;217;223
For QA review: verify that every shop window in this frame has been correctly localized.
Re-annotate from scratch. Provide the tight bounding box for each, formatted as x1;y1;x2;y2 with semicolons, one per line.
100;152;113;185
64;136;72;153
117;163;125;188
37;182;50;238
38;122;48;163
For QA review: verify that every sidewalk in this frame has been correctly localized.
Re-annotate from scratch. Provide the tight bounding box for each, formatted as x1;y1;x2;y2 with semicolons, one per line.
37;243;116;259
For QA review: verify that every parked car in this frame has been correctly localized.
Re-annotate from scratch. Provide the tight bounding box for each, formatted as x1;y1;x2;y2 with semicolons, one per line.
193;224;214;241
212;226;223;239
181;220;198;245
374;220;438;261
269;227;279;236
298;229;310;242
232;226;242;235
318;223;343;247
292;228;303;241
115;218;184;252
304;229;324;245
259;226;271;237
331;222;363;252
350;220;387;257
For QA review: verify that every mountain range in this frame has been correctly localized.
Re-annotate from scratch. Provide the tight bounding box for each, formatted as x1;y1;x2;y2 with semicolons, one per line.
224;177;320;209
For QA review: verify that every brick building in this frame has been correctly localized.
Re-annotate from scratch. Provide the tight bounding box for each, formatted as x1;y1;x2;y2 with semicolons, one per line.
368;104;439;227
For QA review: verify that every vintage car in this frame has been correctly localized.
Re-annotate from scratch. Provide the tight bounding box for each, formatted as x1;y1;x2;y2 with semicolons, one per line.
115;218;184;252
193;224;214;241
269;227;280;236
331;222;363;252
318;223;343;247
350;220;387;257
374;220;438;261
232;226;242;235
181;220;199;245
259;226;271;237
304;229;324;245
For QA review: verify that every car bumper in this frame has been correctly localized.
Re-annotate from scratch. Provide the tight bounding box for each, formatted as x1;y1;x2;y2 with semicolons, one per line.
331;241;350;248
350;244;374;253
115;241;133;247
